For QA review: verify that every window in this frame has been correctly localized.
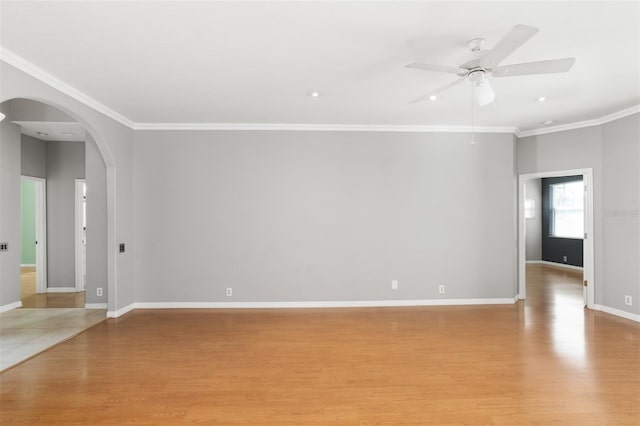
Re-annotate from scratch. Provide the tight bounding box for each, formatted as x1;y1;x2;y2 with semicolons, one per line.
550;180;584;238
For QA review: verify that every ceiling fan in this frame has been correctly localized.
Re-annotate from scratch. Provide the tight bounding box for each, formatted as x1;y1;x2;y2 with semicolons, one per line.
407;25;575;106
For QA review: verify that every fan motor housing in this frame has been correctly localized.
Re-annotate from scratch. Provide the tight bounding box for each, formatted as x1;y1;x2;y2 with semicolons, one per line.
468;69;487;82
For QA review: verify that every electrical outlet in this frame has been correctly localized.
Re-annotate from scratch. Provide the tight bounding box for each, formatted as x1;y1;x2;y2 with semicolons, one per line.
439;285;445;294
97;287;103;297
562;256;568;262
226;288;232;297
0;242;8;251
391;280;398;290
625;295;632;306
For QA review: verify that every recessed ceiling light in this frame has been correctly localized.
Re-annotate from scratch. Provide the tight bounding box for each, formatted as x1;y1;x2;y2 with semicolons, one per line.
61;132;76;137
36;131;49;137
309;91;321;98
537;96;547;102
542;120;555;125
429;95;437;101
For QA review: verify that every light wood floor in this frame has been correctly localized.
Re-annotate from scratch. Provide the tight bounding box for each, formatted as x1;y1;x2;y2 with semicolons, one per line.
20;266;85;308
1;265;638;424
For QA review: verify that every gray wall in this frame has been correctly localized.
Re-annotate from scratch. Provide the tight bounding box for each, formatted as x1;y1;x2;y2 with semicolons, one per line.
0;103;22;307
10;98;75;123
517;113;639;315
85;134;108;304
45;141;85;288
134;130;517;303
601;115;639;314
525;179;542;261
21;134;46;178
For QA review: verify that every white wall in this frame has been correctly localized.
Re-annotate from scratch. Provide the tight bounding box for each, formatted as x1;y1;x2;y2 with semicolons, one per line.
517;113;639;315
134;130;517;303
524;179;542;261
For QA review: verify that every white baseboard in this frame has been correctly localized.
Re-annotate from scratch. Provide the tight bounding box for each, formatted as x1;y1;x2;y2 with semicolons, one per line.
134;298;518;310
592;304;640;323
20;264;36;267
0;301;23;313
107;303;137;318
47;287;77;293
528;260;583;272
85;303;108;309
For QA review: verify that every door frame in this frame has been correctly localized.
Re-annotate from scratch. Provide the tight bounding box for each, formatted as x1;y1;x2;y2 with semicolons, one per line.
517;168;595;308
75;179;86;292
21;176;47;293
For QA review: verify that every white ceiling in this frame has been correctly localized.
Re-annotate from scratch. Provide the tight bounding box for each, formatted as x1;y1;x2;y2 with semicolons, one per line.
14;121;86;142
1;1;639;133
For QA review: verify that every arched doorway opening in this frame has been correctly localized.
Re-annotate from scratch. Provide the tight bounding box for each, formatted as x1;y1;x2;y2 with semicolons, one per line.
0;97;116;311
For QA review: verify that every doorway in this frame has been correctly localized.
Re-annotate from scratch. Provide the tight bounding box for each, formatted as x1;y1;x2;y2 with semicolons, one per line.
20;176;47;298
518;168;595;307
75;179;86;292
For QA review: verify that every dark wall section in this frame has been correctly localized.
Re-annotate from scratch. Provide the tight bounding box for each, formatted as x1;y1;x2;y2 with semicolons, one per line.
541;176;583;267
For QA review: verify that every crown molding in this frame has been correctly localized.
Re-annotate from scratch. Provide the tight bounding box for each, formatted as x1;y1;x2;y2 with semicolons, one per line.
2;47;638;138
517;105;640;138
132;122;518;133
0;47;135;129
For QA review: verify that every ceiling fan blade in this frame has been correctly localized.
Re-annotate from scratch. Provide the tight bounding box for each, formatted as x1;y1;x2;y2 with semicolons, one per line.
406;62;464;76
493;58;576;77
474;79;495;106
479;25;539;69
410;78;466;103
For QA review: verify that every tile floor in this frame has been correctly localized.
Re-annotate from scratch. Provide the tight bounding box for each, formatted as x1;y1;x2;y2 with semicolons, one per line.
0;308;106;371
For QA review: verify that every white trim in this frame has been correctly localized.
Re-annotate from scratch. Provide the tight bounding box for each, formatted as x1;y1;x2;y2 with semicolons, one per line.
106;299;516;317
0;47;135;128
85;303;108;309
593;304;640;323
46;287;77;293
0;301;23;313
75;179;86;292
109;299;517;318
517;106;640;138
518;169;595;308
20;264;36;267
107;303;136;318
132;122;518;134
133;298;517;310
538;260;583;272
2;47;637;138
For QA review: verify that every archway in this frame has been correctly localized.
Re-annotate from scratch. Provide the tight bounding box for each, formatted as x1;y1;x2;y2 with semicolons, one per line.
0;97;116;311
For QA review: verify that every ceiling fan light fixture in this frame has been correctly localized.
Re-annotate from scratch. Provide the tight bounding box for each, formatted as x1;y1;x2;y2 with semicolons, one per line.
474;80;495;106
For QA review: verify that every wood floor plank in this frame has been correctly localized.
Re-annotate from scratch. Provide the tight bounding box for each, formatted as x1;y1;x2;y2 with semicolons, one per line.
20;266;85;308
1;265;638;424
